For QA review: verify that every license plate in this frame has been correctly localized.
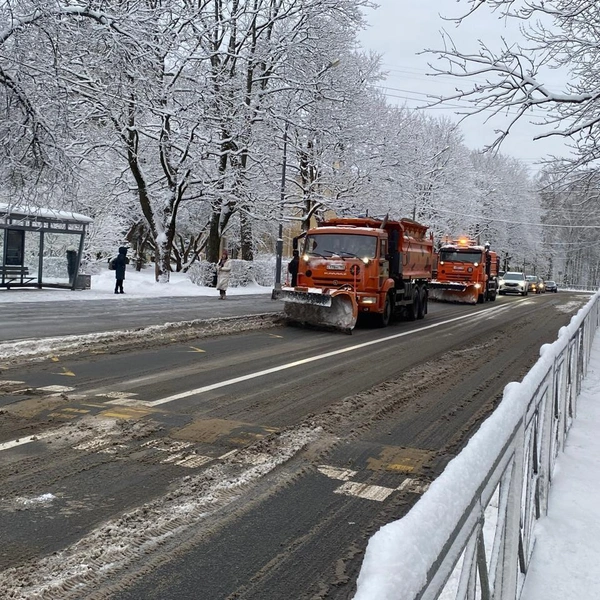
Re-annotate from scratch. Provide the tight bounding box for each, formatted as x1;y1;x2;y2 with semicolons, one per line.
327;263;345;271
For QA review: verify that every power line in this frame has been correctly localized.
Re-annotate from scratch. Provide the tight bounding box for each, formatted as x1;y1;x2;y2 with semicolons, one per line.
431;206;600;228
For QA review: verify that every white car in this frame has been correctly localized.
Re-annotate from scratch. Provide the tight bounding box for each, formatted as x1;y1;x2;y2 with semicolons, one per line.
499;271;528;296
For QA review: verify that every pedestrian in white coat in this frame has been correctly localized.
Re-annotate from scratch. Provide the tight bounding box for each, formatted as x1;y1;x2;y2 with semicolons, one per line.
216;250;232;299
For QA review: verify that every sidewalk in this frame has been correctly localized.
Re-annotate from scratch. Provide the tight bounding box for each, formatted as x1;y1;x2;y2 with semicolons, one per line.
520;333;600;599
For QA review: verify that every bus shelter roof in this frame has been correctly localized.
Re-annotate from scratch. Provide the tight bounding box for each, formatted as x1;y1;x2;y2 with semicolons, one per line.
0;203;94;228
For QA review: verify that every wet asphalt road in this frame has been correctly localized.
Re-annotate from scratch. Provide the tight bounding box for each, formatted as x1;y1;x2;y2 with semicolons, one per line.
0;293;281;342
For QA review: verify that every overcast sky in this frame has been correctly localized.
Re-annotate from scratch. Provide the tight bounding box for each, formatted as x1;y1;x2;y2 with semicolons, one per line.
358;1;573;170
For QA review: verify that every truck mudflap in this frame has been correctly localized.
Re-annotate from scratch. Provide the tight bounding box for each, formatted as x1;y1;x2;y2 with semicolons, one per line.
429;281;478;304
272;287;358;332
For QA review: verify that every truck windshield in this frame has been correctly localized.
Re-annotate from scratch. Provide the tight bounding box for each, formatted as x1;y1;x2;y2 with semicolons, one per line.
439;250;482;264
304;233;377;259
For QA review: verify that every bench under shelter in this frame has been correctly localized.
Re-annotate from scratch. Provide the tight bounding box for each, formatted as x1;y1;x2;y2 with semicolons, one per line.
0;203;93;290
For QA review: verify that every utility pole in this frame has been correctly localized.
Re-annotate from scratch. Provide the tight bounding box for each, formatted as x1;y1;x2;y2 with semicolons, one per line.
274;122;289;290
272;58;340;292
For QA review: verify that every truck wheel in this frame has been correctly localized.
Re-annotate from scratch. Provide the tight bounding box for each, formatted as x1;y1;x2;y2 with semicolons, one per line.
406;290;419;321
417;288;426;319
378;293;392;327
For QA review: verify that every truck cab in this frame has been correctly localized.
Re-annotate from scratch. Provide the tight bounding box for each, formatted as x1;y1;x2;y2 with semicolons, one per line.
297;226;390;317
430;238;500;304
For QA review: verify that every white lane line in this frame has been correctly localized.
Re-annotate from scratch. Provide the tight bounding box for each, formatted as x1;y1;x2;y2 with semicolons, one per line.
0;430;56;452
143;303;514;407
105;398;149;407
219;449;239;460
96;391;139;399
318;465;358;481
334;481;395;502
172;455;213;468
38;385;76;393
397;477;430;494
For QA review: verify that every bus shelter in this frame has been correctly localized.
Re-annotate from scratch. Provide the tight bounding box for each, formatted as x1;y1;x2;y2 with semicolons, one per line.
0;203;93;290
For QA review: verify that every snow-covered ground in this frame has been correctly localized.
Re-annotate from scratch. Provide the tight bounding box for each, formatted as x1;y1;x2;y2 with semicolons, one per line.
519;333;600;600
0;268;272;303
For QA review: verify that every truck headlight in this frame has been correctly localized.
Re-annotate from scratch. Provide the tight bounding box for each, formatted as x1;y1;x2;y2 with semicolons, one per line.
474;283;482;289
361;296;378;304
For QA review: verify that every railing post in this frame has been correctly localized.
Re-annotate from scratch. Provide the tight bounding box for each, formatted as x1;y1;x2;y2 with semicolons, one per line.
498;425;525;600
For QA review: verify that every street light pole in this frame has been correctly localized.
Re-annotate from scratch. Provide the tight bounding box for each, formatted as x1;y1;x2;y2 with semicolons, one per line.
274;121;289;290
273;58;340;292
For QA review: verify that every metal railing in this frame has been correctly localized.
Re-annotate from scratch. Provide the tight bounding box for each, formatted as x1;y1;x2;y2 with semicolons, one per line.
354;292;600;600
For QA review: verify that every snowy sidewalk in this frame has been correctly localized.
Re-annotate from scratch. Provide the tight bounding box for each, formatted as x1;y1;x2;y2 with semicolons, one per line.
520;333;600;599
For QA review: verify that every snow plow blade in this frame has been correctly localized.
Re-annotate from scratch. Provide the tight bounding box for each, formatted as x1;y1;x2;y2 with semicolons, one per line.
272;287;358;332
429;282;478;304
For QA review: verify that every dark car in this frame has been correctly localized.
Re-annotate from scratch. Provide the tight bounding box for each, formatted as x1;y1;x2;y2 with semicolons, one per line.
545;280;558;292
526;275;543;294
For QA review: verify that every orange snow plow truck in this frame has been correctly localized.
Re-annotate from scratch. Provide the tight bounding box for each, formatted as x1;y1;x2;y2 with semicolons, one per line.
272;216;434;332
430;237;500;304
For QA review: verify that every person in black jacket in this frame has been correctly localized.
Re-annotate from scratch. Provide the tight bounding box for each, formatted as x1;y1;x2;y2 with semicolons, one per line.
114;246;130;294
288;250;299;287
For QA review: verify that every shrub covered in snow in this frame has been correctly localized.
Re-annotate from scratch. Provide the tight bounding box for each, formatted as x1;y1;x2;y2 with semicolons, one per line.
187;255;277;288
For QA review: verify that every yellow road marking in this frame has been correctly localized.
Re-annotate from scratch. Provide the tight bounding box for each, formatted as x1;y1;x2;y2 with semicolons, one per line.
387;463;416;472
367;446;432;473
100;407;153;420
47;411;76;419
268;334;284;338
51;356;60;362
188;346;206;353
54;367;76;377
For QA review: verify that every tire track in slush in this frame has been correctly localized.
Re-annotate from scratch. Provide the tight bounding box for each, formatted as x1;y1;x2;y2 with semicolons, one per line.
0;426;321;600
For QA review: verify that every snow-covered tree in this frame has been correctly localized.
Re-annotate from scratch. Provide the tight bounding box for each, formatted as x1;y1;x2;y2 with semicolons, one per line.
424;0;600;172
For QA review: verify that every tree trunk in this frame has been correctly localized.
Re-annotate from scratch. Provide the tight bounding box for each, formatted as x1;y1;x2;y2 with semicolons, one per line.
155;238;171;283
240;209;254;261
206;211;221;264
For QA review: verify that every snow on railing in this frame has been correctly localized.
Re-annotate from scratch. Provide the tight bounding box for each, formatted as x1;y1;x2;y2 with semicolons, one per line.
354;292;600;600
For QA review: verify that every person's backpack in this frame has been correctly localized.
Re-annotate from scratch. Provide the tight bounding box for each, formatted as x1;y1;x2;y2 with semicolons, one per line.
108;257;117;271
